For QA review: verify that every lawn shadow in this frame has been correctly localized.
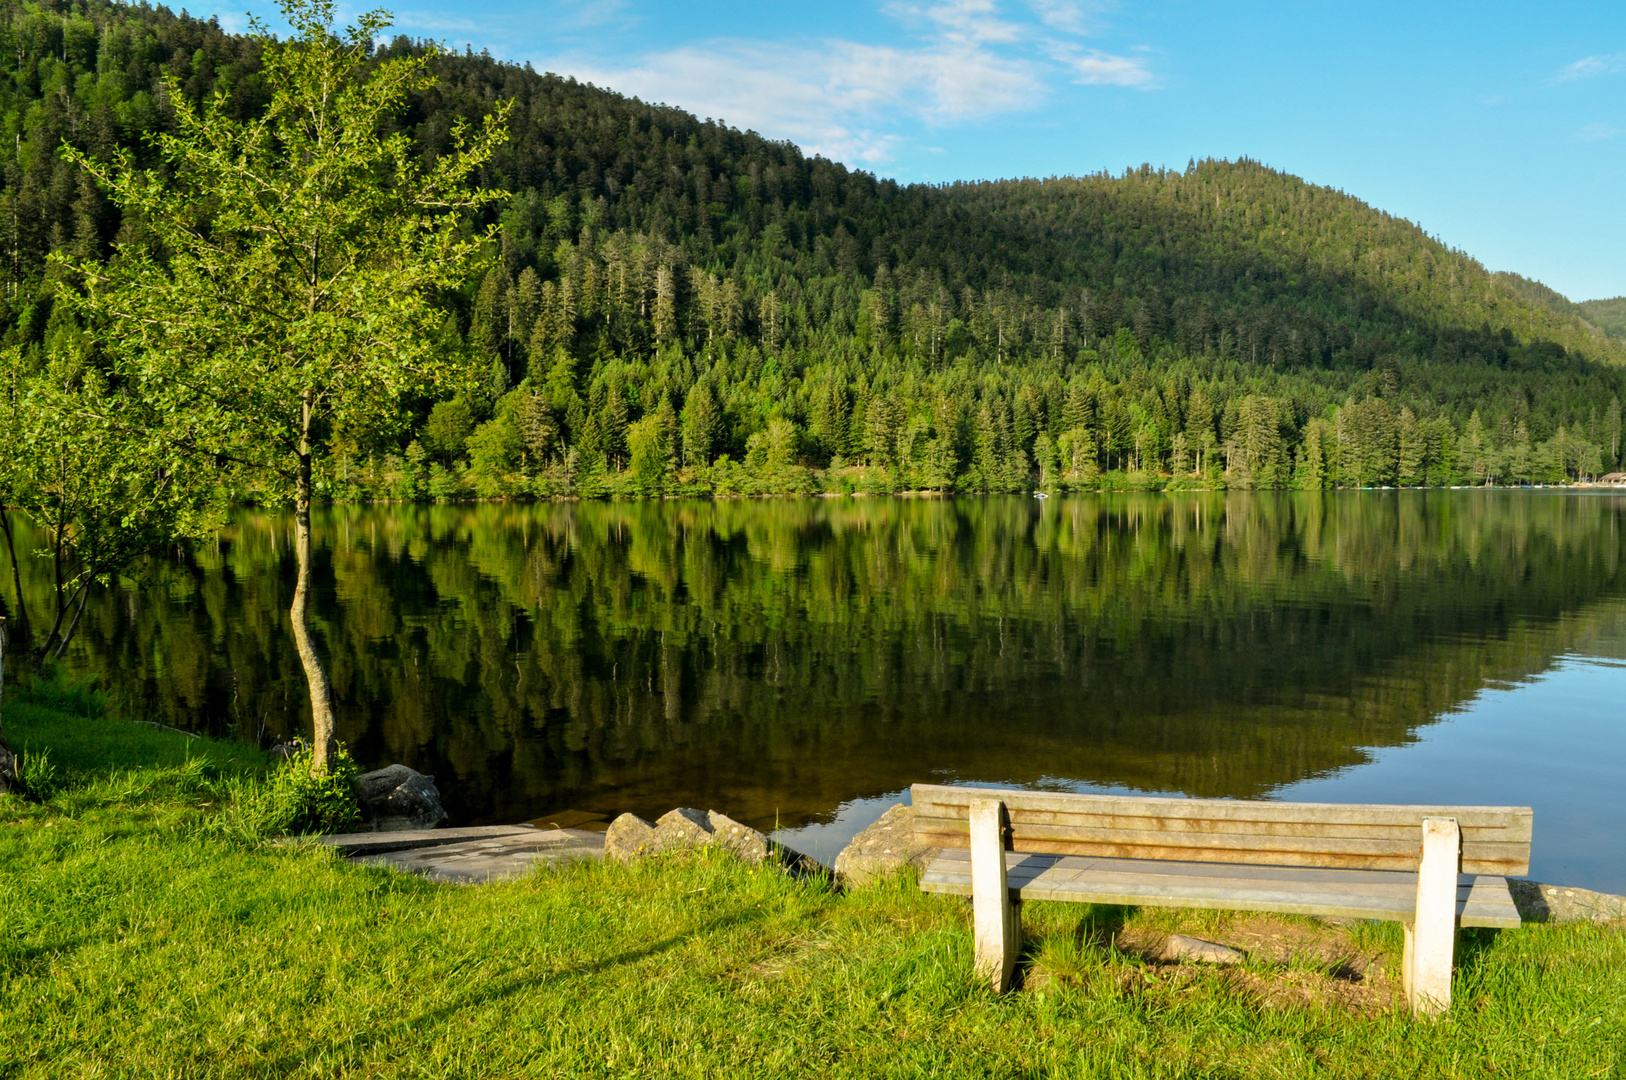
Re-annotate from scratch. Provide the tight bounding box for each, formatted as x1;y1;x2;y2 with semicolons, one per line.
270;905;769;1073
1014;902;1135;989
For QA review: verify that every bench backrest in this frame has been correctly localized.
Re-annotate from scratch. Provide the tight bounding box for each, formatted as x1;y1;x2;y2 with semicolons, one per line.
910;784;1532;876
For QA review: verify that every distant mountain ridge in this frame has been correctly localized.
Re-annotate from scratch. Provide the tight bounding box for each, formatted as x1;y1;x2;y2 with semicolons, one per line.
3;0;1623;494
1497;273;1626;344
1580;298;1626;342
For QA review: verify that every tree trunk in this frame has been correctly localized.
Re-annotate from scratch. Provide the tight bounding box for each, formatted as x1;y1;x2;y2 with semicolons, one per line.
291;403;337;773
0;616;20;795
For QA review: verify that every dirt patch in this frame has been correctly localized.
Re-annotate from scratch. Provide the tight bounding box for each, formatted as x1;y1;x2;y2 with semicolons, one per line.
1037;912;1404;1015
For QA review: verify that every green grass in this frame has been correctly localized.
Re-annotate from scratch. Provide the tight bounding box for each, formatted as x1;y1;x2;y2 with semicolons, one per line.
1;687;1623;1078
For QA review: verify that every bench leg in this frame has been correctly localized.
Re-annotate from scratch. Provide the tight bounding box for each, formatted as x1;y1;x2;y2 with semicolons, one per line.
970;797;1022;992
1404;817;1460;1016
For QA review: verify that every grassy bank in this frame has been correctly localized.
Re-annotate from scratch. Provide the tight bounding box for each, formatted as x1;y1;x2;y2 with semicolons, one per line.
1;690;1623;1078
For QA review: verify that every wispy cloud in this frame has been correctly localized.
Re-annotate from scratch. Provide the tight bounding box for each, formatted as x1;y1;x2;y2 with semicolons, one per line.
1555;52;1626;83
556;0;635;31
1028;0;1113;35
1578;121;1622;141
392;10;487;36
1065;47;1156;88
541;0;1156;166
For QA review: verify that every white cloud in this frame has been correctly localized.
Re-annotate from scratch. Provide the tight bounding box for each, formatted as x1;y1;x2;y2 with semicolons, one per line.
541;1;1157;166
1578;122;1622;141
561;38;1039;164
1555;52;1626;82
1066;48;1156;88
884;0;1026;47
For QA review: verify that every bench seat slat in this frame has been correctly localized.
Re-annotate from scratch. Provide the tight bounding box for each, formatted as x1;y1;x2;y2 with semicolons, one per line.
916;832;1527;875
920;851;1524;929
931;848;1431;886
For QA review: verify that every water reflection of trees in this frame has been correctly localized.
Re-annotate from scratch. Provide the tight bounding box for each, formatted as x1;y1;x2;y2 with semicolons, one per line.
5;492;1624;827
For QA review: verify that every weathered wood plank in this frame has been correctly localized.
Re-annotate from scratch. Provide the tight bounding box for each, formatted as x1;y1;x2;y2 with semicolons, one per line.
914;809;1531;843
927;858;1478;897
911;784;1533;830
917;819;1530;858
923;871;1416;921
937;847;1423;885
922;851;1522;929
913;829;1528;875
1460;876;1522;929
930;871;1477;906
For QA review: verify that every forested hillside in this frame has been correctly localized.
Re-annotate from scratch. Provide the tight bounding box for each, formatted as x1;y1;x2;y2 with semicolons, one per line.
1579;298;1626;343
5;0;1624;496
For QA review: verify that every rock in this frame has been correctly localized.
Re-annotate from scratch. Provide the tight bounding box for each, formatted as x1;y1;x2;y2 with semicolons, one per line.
356;764;449;832
603;813;657;863
602;806;826;874
707;811;771;864
652;808;715;853
833;803;940;888
1509;879;1626;924
1162;934;1246;964
268;737;308;762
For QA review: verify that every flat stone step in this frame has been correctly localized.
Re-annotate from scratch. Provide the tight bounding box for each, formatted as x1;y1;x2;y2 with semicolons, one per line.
354;828;606;884
311;825;542;857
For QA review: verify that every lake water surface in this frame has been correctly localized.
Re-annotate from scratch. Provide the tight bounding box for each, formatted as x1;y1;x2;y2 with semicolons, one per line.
8;491;1625;892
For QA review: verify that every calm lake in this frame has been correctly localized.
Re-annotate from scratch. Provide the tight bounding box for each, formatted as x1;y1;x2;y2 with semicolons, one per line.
8;491;1626;892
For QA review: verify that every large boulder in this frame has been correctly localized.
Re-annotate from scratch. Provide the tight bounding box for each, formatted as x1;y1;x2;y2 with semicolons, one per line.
833;803;940;888
356;764;449;832
604;813;657;863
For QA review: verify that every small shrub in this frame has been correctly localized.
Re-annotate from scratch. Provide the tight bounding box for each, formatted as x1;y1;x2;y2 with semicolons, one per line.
239;745;361;837
18;746;59;799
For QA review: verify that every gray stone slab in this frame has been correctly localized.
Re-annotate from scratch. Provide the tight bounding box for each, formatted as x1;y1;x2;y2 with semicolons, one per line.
355;828;605;884
310;825;540;857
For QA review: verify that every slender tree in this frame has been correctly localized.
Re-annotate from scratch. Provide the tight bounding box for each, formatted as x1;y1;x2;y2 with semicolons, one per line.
0;616;17;796
59;0;510;771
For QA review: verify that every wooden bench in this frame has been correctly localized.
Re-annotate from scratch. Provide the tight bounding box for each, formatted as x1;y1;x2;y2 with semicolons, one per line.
911;784;1531;1014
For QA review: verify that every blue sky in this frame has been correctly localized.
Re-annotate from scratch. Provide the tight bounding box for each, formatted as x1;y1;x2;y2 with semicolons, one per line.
218;0;1624;300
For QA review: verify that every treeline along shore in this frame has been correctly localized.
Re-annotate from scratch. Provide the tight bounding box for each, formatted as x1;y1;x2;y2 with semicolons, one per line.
3;0;1626;504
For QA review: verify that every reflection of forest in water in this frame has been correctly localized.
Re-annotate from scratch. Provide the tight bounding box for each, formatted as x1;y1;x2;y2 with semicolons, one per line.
5;491;1625;828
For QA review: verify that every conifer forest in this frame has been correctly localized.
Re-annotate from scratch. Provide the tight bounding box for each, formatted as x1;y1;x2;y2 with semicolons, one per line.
5;0;1625;502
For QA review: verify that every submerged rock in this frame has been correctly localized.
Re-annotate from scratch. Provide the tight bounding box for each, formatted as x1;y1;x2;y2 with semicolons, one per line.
833;804;940;888
604;813;657;863
357;765;449;832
